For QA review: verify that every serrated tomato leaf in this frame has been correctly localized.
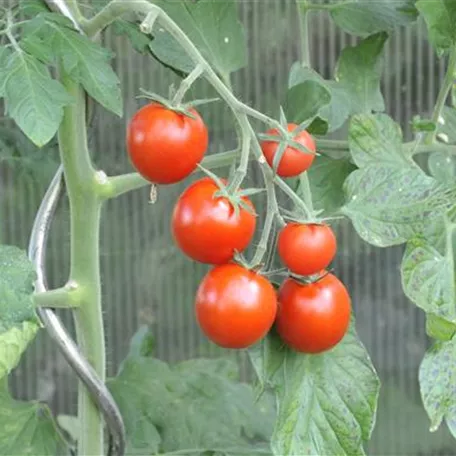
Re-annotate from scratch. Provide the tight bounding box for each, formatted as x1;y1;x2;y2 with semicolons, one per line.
288;64;351;133
285;79;331;126
419;338;456;438
150;0;247;77
330;0;418;36
0;245;40;379
108;327;274;455
249;324;379;456
341;165;451;247
349;114;414;168
335;32;388;115
305;155;357;217
416;0;456;56
401;218;456;321
24;13;122;116
0;50;71;147
0;380;68;455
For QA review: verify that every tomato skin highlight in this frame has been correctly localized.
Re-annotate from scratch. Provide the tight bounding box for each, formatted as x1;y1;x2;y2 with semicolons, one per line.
195;264;278;349
278;223;337;276
171;177;256;264
127;102;208;184
260;123;316;177
276;274;351;354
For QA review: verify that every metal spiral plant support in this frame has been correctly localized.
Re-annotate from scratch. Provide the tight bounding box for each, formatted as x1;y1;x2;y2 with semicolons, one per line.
27;1;126;455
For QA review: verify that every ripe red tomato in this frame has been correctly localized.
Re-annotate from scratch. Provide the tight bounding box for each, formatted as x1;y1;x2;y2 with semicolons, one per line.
276;274;351;354
277;223;337;276
195;263;277;348
260;123;316;177
127;102;208;184
171;177;256;264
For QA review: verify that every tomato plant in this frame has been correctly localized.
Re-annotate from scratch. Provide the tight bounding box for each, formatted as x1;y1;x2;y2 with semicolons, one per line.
171;177;256;264
127;102;208;184
276;274;351;354
195;263;277;349
1;0;456;455
277;223;337;276
260;123;316;177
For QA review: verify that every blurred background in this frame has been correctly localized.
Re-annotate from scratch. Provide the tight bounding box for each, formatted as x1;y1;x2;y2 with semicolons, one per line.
1;1;455;454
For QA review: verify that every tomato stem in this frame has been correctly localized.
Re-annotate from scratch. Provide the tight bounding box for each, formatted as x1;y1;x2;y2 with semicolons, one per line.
172;63;204;105
57;69;105;456
33;284;82;309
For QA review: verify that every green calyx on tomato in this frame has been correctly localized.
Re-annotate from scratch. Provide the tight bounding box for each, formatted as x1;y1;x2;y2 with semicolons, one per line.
171;177;257;265
127;101;209;184
276;273;351;354
259;123;317;177
278;222;337;276
195;263;278;349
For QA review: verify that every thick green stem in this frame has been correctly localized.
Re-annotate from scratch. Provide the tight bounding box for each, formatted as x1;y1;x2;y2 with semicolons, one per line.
101;148;242;199
297;1;311;68
425;47;456;144
58;71;104;456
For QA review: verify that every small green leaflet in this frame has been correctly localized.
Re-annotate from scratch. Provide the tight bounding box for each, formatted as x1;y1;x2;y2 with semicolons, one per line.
0;48;71;147
335;32;388;114
0;380;68;455
24;13;122;116
150;0;247;77
305;155;357;217
330;0;418;36
285;79;331;126
426;314;456;341
0;245;40;380
108;327;274;455
416;0;456;56
342;114;453;246
249;324;379;456
287;33;387;133
288;65;351;133
401;218;456;321
419;339;456;438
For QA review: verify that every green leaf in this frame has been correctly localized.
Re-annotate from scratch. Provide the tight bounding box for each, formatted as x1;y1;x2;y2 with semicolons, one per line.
0;245;40;379
288;64;351;132
285;79;331;126
419;338;456;437
25;13;123;116
0;47;12;97
428;151;456;183
249;324;379;456
335;32;388;114
416;0;456;56
0;380;68;455
57;414;79;442
108;327;274;455
150;0;247;76
349;114;414;168
304;155;356;217
113;19;151;53
330;0;418;36
1;50;71;147
426;314;456;341
19;0;49;16
401;219;456;321
342;165;451;246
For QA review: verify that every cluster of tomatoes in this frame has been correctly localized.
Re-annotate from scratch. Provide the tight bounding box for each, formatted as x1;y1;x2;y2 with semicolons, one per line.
127;101;351;354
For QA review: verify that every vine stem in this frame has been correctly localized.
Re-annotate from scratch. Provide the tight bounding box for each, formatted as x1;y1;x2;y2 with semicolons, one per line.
58;70;105;456
295;0;315;214
425;47;456;144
